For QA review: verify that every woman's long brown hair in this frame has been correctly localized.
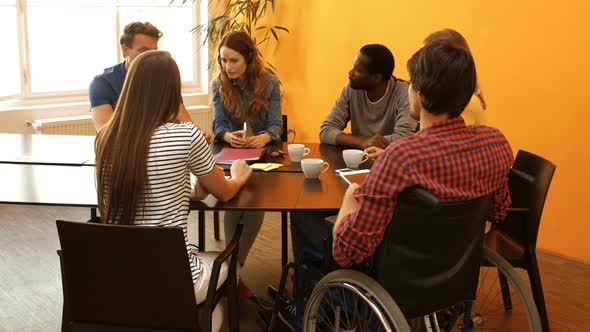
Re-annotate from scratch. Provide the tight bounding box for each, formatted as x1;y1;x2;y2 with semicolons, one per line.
95;50;181;225
215;31;269;120
424;29;487;110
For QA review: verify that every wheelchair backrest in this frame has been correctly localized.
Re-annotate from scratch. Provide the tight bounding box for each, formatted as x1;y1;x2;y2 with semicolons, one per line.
374;188;492;319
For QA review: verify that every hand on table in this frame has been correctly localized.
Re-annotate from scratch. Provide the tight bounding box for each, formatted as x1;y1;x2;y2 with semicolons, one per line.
230;160;252;185
364;146;386;159
361;134;388;150
243;133;272;149
224;130;247;148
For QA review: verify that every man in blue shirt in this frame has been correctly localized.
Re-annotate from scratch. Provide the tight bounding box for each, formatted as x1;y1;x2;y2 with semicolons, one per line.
89;22;196;133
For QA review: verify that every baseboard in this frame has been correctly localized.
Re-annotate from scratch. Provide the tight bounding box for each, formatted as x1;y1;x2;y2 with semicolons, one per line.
537;248;590;266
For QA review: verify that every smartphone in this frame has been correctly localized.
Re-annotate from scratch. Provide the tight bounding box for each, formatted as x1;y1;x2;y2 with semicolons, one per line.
335;168;355;174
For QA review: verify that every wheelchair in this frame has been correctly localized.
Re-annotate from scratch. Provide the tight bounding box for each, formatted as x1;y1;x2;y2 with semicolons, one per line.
267;188;542;332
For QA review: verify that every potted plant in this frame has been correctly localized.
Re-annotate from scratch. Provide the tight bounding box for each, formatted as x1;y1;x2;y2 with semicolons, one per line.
177;0;289;76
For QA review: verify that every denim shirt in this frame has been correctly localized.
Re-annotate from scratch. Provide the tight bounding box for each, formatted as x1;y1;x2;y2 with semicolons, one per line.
212;73;283;142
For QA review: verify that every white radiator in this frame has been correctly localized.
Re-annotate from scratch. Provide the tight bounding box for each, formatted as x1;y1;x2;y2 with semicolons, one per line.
187;105;213;136
32;115;95;135
32;106;213;136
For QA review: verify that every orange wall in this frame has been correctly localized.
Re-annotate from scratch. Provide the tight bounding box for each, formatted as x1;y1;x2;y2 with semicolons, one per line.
261;0;590;262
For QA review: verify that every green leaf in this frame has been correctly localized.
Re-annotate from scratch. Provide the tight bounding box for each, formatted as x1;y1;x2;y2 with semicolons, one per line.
256;36;270;45
255;25;267;31
266;60;277;71
274;25;289;33
219;19;229;35
270;28;279;41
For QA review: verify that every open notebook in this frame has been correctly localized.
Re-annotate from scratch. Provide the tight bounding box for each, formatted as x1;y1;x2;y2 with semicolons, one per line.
214;148;264;164
339;169;370;185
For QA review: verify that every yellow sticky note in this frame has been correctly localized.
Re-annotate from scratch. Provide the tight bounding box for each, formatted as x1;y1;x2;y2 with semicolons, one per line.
263;163;282;171
250;163;282;171
250;163;271;170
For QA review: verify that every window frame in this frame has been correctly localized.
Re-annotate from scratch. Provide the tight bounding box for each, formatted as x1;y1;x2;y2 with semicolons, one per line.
0;0;207;109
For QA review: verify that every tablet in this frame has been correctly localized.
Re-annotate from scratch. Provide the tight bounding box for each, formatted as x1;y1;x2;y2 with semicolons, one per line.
339;169;370;185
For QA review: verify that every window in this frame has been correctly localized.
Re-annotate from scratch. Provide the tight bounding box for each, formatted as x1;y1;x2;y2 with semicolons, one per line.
0;1;20;97
1;0;204;102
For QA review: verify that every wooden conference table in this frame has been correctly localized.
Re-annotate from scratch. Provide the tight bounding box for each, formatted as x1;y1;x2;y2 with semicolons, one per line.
0;133;372;266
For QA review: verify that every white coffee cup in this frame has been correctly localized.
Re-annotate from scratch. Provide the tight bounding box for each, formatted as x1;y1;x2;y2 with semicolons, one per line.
343;149;369;169
288;144;311;162
301;158;329;178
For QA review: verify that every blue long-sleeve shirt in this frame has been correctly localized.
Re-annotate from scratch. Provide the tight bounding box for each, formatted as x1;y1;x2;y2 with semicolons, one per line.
212;73;283;142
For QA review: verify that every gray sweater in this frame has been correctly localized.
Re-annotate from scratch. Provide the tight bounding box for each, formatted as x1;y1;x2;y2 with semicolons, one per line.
319;78;416;144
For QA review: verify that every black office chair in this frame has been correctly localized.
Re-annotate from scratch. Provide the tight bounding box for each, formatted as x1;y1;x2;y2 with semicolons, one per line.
212;114;289;242
56;220;243;331
484;150;556;332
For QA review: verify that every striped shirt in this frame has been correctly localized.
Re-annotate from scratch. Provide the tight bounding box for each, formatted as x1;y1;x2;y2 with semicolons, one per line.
333;117;514;267
134;122;214;282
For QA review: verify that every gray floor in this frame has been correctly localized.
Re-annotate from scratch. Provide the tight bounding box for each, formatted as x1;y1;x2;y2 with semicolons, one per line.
1;204;589;331
0;205;284;331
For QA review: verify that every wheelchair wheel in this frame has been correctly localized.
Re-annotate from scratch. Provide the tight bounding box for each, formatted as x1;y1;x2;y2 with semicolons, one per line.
303;269;411;332
449;247;542;331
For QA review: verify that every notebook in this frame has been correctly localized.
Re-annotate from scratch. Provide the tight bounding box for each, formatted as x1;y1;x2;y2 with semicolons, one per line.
339;169;370;185
214;148;264;164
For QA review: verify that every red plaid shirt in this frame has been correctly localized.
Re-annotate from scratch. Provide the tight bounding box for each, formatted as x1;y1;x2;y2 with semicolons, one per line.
333;117;514;267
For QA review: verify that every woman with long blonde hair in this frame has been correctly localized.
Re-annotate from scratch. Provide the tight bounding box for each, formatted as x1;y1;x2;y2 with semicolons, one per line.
424;29;487;125
95;50;252;331
211;30;283;303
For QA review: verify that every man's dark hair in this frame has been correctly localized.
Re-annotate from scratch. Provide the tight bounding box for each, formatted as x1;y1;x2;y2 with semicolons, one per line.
360;44;395;81
120;22;163;48
407;41;476;117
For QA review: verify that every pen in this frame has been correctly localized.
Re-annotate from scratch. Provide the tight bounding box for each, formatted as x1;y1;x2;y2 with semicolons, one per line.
243;122;247;138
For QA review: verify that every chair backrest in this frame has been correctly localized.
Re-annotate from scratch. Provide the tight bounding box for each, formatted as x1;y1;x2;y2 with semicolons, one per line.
281;114;288;142
500;150;556;250
56;220;199;331
375;188;493;319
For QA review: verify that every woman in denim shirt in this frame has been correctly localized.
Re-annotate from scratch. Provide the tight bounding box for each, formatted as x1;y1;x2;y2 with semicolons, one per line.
212;34;282;146
212;31;283;302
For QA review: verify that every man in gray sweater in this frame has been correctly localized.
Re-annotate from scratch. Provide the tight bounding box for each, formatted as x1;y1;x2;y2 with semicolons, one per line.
319;44;416;149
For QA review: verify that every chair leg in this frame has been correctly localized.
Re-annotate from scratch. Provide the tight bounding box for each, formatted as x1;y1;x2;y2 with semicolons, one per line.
58;252;71;332
214;211;220;240
462;301;474;332
498;269;513;310
281;212;288;267
198;210;206;251
89;208;99;223
228;268;240;332
269;262;298;331
527;256;550;332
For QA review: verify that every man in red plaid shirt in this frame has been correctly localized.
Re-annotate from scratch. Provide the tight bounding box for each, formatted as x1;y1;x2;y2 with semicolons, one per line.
330;41;514;266
291;41;513;269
